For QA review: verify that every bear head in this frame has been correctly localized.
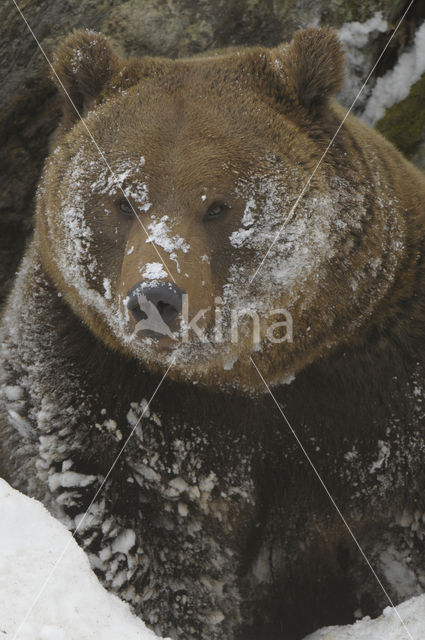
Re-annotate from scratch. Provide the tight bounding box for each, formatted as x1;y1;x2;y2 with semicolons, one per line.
35;28;400;392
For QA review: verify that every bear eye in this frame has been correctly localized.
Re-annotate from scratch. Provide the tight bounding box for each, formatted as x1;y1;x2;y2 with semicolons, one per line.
117;199;134;217
205;201;228;220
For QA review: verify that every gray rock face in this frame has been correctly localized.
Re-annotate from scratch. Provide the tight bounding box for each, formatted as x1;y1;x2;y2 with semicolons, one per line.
0;0;421;304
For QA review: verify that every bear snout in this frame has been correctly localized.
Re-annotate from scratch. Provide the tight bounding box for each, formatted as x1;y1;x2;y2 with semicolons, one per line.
126;281;183;334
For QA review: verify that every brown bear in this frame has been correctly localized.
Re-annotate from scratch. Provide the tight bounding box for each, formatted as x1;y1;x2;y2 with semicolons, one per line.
2;25;425;640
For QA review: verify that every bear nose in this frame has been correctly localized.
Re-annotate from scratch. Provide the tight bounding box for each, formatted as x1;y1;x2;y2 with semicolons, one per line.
126;281;183;327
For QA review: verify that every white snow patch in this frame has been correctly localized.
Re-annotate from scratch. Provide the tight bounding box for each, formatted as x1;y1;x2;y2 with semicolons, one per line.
103;277;112;300
229;227;255;248
169;477;189;493
369;440;390;473
0;479;167;640
304;594;425;640
112;529;136;555
41;150;158;353
177;502;189;517
146;215;190;273
199;472;217;494
229;197;256;248
7;409;33;438
142;262;168;280
362;20;425;126
337;12;388;109
379;546;424;601
338;12;387;49
48;471;97;492
91;157;151;210
146;216;190;254
4;385;24;401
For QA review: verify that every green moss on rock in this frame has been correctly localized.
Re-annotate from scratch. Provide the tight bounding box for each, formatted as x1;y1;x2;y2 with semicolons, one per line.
376;73;425;158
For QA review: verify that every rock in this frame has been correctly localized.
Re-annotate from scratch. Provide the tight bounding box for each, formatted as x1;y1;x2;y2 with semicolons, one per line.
376;73;425;171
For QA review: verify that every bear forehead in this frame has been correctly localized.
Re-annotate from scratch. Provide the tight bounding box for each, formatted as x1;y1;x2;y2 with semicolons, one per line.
121;50;270;97
70;70;300;197
78;82;300;192
95;53;293;142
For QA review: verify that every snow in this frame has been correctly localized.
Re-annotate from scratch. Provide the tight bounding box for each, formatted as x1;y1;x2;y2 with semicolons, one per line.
229;227;254;248
91;156;151;209
338;13;387;49
141;262;168;280
103;277;112;299
362;20;425;126
337;12;388;111
0;478;167;640
146;215;190;272
337;13;425;125
379;547;423;602
305;595;425;640
112;529;137;555
39;146;170;359
2;478;425;640
4;385;24;401
369;440;391;474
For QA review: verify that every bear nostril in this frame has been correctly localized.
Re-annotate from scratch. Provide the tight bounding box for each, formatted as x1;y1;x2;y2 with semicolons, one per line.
156;300;178;323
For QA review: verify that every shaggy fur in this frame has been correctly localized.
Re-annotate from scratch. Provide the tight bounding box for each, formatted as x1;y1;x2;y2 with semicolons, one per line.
2;27;425;640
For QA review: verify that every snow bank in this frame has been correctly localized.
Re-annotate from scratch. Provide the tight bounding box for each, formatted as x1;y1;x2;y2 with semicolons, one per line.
337;14;425;127
0;478;165;640
337;12;388;111
1;477;425;640
362;20;425;126
305;596;425;640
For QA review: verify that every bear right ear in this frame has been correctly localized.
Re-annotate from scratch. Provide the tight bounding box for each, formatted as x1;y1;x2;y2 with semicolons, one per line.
52;29;121;126
258;27;345;117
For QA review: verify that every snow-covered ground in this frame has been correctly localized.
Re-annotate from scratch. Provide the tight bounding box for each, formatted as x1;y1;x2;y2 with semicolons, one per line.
1;478;424;640
0;479;166;640
305;597;425;640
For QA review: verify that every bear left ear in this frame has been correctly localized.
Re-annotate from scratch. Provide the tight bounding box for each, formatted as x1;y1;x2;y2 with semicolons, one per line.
265;27;345;115
52;29;121;125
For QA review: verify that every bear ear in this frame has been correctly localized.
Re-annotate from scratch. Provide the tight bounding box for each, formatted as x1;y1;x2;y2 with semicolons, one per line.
266;27;345;115
52;29;121;125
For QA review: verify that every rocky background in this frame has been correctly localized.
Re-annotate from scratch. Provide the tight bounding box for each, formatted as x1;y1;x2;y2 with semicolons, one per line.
1;0;425;306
